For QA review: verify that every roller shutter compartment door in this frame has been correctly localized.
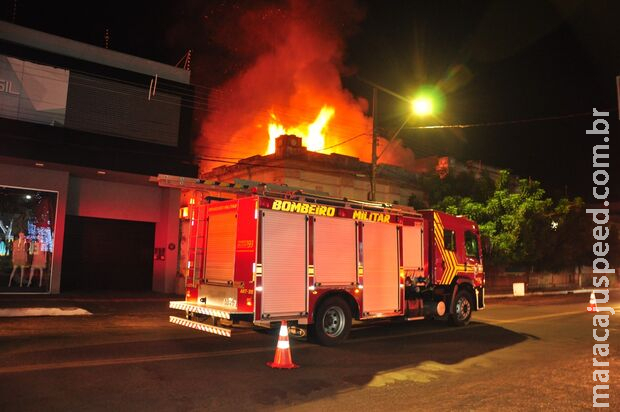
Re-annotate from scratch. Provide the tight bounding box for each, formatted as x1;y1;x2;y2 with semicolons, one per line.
362;222;399;313
402;224;423;272
261;211;307;316
204;212;237;283
313;216;356;286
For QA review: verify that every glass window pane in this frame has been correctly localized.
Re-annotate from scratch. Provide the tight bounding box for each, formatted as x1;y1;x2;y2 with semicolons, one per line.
443;229;456;252
1;186;57;293
465;231;479;258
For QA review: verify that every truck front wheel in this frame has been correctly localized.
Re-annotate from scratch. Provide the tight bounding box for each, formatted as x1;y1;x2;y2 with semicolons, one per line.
310;296;352;346
449;289;473;326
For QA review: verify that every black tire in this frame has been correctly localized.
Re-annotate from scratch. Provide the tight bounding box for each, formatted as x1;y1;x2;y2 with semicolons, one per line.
310;296;352;346
449;290;474;326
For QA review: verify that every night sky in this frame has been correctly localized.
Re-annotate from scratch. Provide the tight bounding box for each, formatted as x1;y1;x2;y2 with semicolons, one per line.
2;0;618;200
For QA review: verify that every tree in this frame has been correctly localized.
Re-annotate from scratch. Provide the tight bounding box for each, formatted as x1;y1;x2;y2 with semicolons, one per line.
419;170;593;272
416;169;495;207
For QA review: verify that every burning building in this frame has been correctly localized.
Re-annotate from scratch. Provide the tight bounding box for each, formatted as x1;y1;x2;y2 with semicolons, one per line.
202;134;423;205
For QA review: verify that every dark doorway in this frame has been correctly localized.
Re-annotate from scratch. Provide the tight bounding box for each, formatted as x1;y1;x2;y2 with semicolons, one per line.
61;216;155;291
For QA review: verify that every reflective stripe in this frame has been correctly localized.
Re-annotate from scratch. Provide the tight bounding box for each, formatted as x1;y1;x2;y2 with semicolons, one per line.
277;339;290;349
169;301;232;319
169;316;232;337
279;326;288;337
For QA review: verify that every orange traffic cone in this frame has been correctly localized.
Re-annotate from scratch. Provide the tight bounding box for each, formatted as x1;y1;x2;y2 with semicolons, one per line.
266;321;299;369
587;291;598;313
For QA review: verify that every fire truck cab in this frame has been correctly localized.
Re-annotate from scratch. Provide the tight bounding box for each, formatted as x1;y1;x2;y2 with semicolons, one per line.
163;176;485;346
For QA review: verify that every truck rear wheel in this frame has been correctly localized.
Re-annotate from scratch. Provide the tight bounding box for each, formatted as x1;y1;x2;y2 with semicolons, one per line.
449;290;473;326
310;296;352;346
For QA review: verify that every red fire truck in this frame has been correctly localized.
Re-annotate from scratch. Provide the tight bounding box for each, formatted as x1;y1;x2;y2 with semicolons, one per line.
160;175;485;346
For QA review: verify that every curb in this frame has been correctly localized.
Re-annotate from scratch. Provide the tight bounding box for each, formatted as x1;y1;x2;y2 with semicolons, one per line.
486;288;619;299
0;295;178;304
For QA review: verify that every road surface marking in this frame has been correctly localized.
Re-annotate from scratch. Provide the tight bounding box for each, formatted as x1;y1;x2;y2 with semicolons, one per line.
0;345;301;374
476;305;620;325
475;309;586;324
0;324;485;374
2;306;604;375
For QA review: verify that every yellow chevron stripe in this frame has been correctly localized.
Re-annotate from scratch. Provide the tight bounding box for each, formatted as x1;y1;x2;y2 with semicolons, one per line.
434;212;475;285
433;213;457;285
435;216;453;285
437;215;455;285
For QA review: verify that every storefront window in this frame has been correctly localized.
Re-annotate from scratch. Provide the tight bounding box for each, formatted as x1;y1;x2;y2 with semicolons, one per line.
0;186;57;293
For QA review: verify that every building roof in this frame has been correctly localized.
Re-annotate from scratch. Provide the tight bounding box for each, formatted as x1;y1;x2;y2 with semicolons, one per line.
203;135;418;185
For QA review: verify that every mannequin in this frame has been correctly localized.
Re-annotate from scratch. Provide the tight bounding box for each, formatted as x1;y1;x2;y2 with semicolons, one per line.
28;235;47;288
8;232;28;287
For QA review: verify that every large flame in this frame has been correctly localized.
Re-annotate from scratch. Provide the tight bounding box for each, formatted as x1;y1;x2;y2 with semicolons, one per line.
195;1;417;175
267;106;335;154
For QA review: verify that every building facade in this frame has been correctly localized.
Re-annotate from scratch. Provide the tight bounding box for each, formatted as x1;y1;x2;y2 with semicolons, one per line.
0;22;197;294
202;134;425;205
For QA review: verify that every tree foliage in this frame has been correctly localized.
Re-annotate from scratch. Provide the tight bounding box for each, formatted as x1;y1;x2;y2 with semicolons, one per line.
412;169;604;271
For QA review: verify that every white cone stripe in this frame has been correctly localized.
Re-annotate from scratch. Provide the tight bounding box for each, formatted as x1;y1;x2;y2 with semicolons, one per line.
277;339;290;349
590;292;597;304
279;326;288;337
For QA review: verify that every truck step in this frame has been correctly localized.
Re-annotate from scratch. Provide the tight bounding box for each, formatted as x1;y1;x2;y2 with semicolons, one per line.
169;316;232;337
169;301;232;319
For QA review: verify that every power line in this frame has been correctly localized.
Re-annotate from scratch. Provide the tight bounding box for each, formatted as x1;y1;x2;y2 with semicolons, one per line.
405;110;611;130
316;132;369;152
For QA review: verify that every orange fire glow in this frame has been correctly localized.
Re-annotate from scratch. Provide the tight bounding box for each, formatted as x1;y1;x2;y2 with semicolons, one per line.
196;1;418;176
267;106;335;154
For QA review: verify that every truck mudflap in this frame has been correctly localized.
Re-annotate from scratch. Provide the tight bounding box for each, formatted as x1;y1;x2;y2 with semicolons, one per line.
169;301;252;337
475;287;485;310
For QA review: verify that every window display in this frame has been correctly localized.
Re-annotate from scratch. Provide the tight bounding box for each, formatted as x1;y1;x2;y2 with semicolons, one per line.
0;186;57;293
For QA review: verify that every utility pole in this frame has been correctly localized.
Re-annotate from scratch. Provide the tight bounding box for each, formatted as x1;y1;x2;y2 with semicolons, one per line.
370;87;378;201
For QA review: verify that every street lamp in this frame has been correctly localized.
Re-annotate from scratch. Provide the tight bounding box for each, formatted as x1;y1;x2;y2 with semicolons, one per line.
412;97;433;116
369;86;437;201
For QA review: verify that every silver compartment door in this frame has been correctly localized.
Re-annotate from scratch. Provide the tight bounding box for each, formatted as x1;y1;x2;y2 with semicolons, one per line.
313;216;356;286
261;211;307;317
402;224;424;273
204;211;237;283
362;221;399;313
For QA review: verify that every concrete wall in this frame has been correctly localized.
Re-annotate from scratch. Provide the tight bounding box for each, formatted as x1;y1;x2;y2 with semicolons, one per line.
67;177;162;222
0;164;69;294
486;269;619;294
153;188;180;293
67;177;180;293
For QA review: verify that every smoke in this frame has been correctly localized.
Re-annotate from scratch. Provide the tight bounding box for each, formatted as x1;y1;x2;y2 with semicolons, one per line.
197;0;415;173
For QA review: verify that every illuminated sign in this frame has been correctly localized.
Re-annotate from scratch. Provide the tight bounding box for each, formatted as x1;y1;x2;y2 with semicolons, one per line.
352;210;390;223
0;55;68;126
271;199;335;217
0;79;19;95
270;199;392;223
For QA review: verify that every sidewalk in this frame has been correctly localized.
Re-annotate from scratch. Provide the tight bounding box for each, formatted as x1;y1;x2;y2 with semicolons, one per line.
0;291;177;310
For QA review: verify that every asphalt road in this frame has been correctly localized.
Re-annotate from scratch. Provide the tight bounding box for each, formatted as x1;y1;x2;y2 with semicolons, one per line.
0;292;618;411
